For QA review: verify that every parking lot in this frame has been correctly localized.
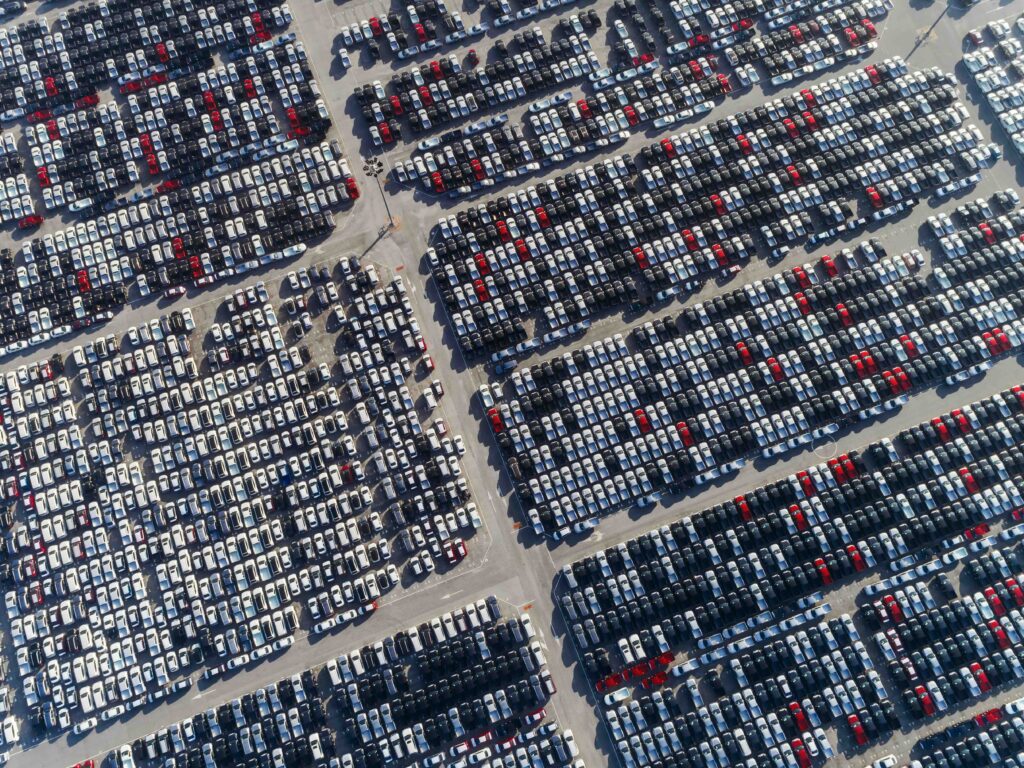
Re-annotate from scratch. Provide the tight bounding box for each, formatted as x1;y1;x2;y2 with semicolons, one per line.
105;597;585;768
1;0;1024;767
556;380;1024;767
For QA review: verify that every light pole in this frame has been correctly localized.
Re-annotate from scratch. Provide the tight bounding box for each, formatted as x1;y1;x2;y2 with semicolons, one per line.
363;156;394;230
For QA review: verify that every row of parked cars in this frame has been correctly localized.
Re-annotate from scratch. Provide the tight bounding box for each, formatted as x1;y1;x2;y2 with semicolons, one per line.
963;15;1024;158
354;25;603;139
483;178;1024;537
0;258;479;741
395;52;733;198
106;599;581;768
872;569;1024;724
337;0;490;66
0;0;294;123
556;380;1024;768
723;4;883;86
428;57;997;365
910;694;1024;768
0;27;356;358
24;24;335;216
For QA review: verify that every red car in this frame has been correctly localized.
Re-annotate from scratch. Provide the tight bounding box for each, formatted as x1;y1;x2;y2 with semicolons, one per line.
378;122;393;144
414;22;428;42
1005;577;1024;606
801;88;817;107
847;545;866;571
866;186;883;209
473;279;489;302
791;739;811;768
844;27;859;45
789;702;809;731
988;620;1010;650
534;206;551;227
661;137;676;158
820;254;837;276
894;366;911;391
736;342;752;365
984;586;1006;616
578;99;592;119
970;662;992;692
964;522;989;539
860;351;877;374
711;243;728;267
882;595;904;622
346;177;361;199
900;334;918;357
18;214;43;229
633;246;649;269
915;686;935;716
851;355;866;379
737;134;752;154
473;252;490;275
789;505;807;531
839;454;858;478
865;64;881;84
979;221;996;244
794;292;810;315
848;714;867;745
766;357;784;382
495;220;510;242
950;409;970;433
486;408;504;433
789;24;804;43
634;409;651;434
975;707;1002;727
782;117;798;138
445;538;467;565
792;266;811;288
710;194;726;215
734;495;751;520
623;105;638;126
931;417;951;442
675;422;694;446
796;470;815;497
960;468;980;494
431;172;444;193
814;557;831;585
786;165;802;186
836;303;852;326
640;671;668;689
